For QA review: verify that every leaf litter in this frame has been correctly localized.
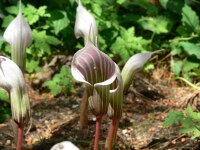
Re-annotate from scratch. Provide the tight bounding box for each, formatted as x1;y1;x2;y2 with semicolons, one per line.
0;67;200;150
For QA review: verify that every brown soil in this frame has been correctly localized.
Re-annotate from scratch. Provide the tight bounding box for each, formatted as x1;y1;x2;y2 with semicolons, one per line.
0;69;200;150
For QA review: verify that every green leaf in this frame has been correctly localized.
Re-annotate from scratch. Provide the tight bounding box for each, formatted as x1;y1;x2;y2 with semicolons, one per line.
159;0;169;9
44;81;62;96
44;66;74;96
5;6;18;15
26;60;42;73
182;5;199;32
111;27;148;62
117;0;126;4
2;15;14;28
180;126;200;139
23;5;50;25
32;30;62;57
93;3;102;16
0;89;9;103
178;106;200;139
171;47;182;56
180;42;200;59
0;113;11;123
138;16;172;34
46;35;62;46
163;110;184;127
144;63;155;72
0;39;3;50
181;117;192;128
170;60;183;76
23;4;40;25
50;10;70;35
32;30;50;56
111;37;129;61
159;0;184;14
183;60;199;73
186;106;200;120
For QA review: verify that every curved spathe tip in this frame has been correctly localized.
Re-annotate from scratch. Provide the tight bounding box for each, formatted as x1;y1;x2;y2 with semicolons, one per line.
122;50;163;93
74;0;98;46
3;4;32;47
72;41;116;88
0;56;25;90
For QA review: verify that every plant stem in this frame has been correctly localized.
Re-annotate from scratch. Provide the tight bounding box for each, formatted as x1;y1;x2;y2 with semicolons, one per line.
17;125;23;150
80;89;89;137
94;116;102;150
105;119;119;150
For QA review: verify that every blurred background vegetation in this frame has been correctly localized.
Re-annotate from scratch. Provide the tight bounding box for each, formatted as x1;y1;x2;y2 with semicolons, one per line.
0;0;200;122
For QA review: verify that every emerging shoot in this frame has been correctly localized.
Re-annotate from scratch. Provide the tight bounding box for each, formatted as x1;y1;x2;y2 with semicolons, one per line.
74;0;98;46
3;0;32;73
0;56;31;150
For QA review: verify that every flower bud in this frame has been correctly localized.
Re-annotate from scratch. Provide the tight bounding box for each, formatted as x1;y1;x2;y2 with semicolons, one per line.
3;3;32;72
51;141;79;150
74;0;98;46
0;56;30;125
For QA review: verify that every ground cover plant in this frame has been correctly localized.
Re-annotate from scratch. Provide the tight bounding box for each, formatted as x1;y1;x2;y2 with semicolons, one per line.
0;0;200;149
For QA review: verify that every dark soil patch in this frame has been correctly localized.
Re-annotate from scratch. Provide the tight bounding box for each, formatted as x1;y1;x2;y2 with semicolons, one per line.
0;72;200;150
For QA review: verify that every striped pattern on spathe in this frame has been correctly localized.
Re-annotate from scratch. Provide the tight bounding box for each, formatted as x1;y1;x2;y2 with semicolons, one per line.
71;41;122;116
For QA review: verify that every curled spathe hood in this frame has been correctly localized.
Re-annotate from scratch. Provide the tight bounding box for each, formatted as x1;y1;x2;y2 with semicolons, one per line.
71;41;116;88
121;50;162;93
0;56;30;125
71;41;119;116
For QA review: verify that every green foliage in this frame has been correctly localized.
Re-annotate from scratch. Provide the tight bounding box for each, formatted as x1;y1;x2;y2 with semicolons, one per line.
180;42;200;59
3;4;51;26
28;29;62;57
160;2;200;81
80;0;200;83
1;0;200;83
163;110;184;126
111;27;149;62
181;5;199;33
49;10;70;35
163;106;200;139
0;104;11;123
26;59;42;73
138;16;172;34
159;0;184;13
0;89;11;123
44;66;74;96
